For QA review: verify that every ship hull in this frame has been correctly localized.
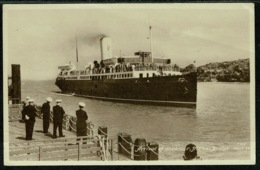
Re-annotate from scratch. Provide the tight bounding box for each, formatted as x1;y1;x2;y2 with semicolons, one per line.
55;72;197;108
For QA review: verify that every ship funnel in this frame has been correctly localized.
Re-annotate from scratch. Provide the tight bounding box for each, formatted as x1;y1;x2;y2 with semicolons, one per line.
100;37;113;60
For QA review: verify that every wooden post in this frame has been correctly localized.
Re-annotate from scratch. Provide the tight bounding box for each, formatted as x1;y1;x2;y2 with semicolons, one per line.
146;142;159;160
111;139;114;161
11;64;21;104
78;138;82;161
98;126;107;138
134;138;146;160
98;126;108;150
39;146;41;161
117;133;132;158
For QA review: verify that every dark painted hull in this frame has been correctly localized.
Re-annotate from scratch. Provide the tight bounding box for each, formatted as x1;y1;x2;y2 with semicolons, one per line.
55;72;197;108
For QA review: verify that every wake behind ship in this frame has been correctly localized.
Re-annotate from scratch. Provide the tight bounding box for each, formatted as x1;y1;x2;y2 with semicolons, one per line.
55;31;197;108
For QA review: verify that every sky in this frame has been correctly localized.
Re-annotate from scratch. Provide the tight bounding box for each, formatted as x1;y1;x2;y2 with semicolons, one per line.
4;4;254;80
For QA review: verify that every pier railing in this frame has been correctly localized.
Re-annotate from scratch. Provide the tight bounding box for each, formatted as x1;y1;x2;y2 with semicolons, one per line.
9;135;112;161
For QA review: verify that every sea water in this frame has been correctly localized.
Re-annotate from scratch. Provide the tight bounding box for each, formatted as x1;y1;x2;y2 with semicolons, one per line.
20;80;251;160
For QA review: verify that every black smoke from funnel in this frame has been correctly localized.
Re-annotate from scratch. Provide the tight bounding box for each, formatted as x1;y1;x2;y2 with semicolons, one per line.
76;33;108;46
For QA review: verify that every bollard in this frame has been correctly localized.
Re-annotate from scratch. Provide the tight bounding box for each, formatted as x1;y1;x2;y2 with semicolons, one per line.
98;126;107;138
134;138;146;160
117;133;132;158
11;64;21;104
146;142;159;160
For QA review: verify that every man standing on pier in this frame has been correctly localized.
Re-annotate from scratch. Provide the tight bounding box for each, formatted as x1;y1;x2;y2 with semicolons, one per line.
41;97;52;133
76;102;88;137
22;99;37;140
21;96;30;121
53;99;65;139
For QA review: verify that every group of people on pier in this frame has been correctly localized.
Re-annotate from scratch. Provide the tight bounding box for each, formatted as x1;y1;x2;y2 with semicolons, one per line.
21;97;88;140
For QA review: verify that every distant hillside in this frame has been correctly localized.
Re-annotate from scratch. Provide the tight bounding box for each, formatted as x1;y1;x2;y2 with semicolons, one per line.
180;59;250;82
196;59;250;82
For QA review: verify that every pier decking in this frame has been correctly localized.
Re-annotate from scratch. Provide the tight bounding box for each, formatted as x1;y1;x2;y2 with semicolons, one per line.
8;105;133;161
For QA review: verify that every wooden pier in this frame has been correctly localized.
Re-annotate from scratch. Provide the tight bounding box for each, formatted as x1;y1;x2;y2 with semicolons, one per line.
8;104;159;161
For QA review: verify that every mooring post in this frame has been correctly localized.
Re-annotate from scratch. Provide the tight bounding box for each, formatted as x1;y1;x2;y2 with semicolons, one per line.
134;138;146;160
117;133;132;158
146;142;159;160
11;64;21;104
98;126;107;138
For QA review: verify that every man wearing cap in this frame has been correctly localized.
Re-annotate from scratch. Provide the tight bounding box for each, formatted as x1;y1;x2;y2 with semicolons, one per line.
53;99;65;138
21;96;30;121
41;97;52;133
22;99;37;140
76;102;88;137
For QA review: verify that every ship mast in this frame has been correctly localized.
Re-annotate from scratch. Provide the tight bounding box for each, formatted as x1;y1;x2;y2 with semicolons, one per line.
149;26;154;63
76;36;79;69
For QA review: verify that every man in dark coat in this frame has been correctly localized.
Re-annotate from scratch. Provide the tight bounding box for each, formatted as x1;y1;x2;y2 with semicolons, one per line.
53;99;65;138
76;102;88;137
41;97;52;133
21;96;30;121
22;99;37;140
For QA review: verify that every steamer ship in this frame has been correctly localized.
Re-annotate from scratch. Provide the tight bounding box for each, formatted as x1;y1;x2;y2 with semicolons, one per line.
55;28;197;108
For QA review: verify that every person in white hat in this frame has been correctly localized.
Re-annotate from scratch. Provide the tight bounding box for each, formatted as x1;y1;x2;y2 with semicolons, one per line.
21;99;37;140
76;102;88;137
41;97;53;133
21;96;30;121
52;99;65;138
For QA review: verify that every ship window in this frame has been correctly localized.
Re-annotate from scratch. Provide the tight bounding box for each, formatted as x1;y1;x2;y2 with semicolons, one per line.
122;74;125;78
153;73;155;77
139;73;143;78
147;73;149;78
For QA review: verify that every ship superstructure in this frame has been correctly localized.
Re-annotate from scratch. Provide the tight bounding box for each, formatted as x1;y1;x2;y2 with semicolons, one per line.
55;29;197;108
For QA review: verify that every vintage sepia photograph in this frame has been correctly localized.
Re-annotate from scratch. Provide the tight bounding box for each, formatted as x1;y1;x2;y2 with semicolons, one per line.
3;3;255;165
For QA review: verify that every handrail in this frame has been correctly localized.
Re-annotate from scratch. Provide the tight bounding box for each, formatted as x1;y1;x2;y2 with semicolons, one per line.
9;136;110;161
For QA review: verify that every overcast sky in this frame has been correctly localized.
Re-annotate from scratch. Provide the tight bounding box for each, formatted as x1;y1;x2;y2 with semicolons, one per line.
4;4;254;80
